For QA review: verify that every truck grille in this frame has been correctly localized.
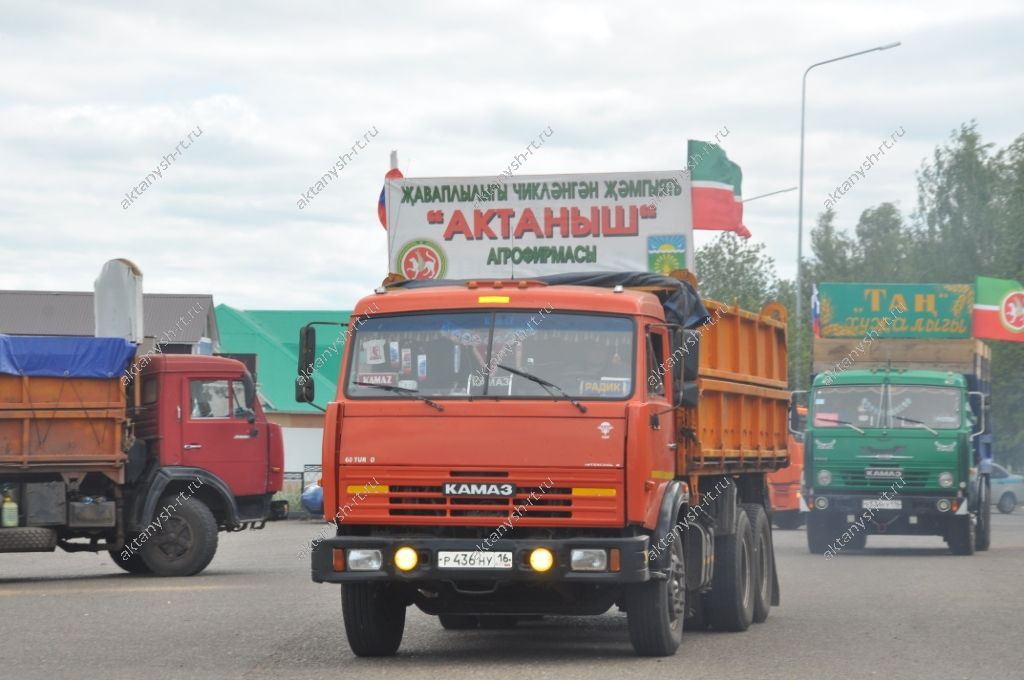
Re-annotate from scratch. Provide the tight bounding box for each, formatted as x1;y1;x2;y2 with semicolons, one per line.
837;468;929;490
337;467;622;527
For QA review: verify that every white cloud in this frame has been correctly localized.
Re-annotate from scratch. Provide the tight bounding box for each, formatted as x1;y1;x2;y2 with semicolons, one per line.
0;0;1021;306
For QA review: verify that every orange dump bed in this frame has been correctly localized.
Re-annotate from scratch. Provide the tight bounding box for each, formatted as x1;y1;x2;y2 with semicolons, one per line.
677;299;790;476
0;374;127;483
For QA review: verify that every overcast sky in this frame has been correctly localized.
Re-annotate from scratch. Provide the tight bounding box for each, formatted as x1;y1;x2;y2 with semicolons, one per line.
1;0;1021;311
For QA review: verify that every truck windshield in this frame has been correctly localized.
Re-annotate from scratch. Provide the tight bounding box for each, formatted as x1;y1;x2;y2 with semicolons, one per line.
887;385;961;430
812;384;961;430
813;385;886;428
345;311;634;400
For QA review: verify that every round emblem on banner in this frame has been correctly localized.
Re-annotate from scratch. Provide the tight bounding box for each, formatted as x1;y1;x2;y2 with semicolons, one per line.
398;239;446;280
1000;290;1024;333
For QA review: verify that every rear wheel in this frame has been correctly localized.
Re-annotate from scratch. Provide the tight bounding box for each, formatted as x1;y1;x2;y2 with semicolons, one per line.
342;583;406;656
108;548;151;574
707;508;755;632
997;492;1016;514
947;516;976;556
806;512;836;554
976;477;992;551
742;504;773;624
626;526;684;656
438;614;478;630
140;496;218;577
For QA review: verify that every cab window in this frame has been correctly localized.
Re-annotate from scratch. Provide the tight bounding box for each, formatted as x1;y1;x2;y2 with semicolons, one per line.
190;379;230;418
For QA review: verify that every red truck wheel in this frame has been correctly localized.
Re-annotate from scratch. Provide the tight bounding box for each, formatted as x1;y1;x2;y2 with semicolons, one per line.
626;526;684;656
141;496;219;577
707;508;755;632
341;583;406;656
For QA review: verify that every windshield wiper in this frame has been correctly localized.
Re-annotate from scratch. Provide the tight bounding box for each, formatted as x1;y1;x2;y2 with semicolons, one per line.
892;415;938;436
496;364;587;413
814;416;865;434
353;381;444;412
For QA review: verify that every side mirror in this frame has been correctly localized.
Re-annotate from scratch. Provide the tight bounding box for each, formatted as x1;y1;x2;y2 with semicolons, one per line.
789;390;808;435
296;325;317;403
679;382;699;409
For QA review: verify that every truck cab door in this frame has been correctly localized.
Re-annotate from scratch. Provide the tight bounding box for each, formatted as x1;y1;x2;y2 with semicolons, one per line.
645;328;677;475
180;376;268;497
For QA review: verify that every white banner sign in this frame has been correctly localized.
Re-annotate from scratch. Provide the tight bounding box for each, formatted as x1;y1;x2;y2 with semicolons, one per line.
386;171;693;279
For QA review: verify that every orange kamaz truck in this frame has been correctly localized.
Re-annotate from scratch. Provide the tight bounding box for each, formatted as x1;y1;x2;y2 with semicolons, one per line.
300;272;789;657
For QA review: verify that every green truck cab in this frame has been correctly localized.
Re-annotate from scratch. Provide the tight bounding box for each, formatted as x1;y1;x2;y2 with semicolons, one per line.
800;368;990;556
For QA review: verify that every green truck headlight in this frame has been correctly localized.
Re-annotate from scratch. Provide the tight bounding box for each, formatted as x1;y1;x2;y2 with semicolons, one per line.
817;469;832;486
938;472;954;488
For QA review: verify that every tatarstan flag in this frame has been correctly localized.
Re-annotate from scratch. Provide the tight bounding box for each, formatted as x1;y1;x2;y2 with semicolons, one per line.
973;276;1024;341
688;140;750;239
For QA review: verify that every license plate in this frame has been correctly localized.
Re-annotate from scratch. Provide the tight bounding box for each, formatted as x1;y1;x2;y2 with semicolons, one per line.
863;499;902;510
437;551;513;569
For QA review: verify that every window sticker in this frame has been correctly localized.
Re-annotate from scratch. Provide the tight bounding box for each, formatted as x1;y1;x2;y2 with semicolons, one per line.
364;339;386;365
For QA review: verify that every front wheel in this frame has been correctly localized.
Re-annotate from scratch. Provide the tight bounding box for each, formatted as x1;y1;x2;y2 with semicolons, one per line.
626;526;684;656
947;516;976;556
806;512;835;554
342;583;407;656
997;492;1017;514
109;548;152;574
140;496;218;577
976;478;992;551
773;511;805;530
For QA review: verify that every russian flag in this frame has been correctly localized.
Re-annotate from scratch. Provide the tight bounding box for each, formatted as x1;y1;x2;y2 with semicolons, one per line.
377;151;403;230
811;284;821;338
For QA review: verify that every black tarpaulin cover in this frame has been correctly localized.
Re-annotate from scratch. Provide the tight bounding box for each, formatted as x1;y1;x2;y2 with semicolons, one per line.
388;271;710;329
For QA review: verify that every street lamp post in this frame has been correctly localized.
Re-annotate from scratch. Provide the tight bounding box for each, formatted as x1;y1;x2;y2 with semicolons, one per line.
795;41;900;382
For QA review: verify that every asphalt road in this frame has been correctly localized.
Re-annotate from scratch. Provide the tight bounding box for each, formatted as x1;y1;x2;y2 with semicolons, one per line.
3;514;1023;680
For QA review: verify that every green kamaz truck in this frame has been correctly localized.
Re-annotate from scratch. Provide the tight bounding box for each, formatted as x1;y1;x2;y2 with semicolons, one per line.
799;338;992;556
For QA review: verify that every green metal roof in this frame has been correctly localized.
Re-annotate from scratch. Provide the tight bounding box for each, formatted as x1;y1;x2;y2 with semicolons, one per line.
814;368;966;388
215;305;351;413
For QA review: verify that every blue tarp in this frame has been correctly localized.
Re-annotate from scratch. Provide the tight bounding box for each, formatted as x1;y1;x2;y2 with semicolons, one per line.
0;334;137;379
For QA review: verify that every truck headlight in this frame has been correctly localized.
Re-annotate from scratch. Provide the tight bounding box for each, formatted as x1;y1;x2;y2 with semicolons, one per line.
570;549;607;571
938;472;954;488
817;469;832;486
347;549;383;571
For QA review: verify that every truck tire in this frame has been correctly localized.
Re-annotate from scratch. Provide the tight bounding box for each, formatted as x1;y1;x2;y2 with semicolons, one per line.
997;492;1016;514
947;516;976;556
140;496;219;577
806;512;835;554
976;477;991;551
341;583;406;656
108;548;152;574
773;511;805;530
707;508;755;632
625;526;684;656
439;614;478;630
742;504;772;624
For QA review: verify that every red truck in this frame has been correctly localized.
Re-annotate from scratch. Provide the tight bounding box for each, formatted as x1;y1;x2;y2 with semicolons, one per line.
0;335;285;576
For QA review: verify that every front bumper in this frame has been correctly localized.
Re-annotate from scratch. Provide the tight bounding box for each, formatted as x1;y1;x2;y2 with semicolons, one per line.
806;492;967;516
311;535;650;584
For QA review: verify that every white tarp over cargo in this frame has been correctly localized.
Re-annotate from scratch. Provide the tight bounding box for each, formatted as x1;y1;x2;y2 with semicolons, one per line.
385;171;693;280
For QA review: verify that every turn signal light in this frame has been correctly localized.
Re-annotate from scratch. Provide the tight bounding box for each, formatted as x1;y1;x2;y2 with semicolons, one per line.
332;548;346;571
